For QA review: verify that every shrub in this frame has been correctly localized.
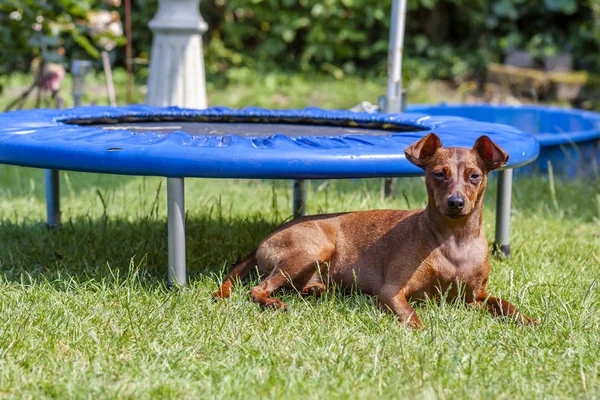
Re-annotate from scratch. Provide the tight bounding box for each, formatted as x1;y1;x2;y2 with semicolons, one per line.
0;0;598;85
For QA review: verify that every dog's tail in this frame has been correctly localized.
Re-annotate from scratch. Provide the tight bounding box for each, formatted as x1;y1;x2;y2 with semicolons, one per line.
213;250;257;299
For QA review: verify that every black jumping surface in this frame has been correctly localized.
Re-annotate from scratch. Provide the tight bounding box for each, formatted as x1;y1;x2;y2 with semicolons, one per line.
77;116;425;137
93;122;415;137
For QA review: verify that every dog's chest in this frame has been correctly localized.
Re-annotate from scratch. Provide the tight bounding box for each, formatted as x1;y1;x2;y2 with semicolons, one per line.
404;237;489;301
433;238;488;282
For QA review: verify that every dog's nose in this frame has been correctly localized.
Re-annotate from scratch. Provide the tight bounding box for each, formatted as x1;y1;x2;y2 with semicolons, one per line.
447;195;465;210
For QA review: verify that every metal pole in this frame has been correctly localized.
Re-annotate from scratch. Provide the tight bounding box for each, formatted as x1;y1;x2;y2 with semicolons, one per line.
381;0;408;198
293;179;307;218
387;0;407;107
167;177;186;287
147;0;208;285
125;0;133;104
101;51;117;107
45;169;60;229
494;169;513;257
71;60;91;108
44;60;91;229
380;0;408;114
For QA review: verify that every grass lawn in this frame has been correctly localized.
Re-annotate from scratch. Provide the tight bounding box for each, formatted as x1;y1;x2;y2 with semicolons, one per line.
0;68;458;111
0;73;600;398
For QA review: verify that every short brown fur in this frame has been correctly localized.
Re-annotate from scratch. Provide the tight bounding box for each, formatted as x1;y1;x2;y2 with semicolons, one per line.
214;133;537;328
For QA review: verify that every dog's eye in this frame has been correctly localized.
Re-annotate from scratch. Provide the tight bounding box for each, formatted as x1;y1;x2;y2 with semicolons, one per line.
433;171;445;179
470;173;481;181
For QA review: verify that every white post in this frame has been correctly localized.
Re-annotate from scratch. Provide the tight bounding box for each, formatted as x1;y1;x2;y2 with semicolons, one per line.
146;0;208;286
146;0;208;109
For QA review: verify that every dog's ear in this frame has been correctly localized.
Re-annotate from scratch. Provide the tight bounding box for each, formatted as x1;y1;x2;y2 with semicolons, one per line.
473;135;509;171
405;133;442;168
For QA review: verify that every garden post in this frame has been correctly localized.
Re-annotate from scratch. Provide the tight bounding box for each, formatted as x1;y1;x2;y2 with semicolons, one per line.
146;0;208;286
146;0;207;109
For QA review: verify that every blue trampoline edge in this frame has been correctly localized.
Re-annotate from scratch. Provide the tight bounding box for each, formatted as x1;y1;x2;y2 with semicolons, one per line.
0;105;540;179
407;103;600;178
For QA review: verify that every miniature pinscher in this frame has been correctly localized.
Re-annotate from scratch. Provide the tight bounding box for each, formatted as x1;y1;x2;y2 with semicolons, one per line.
214;133;537;328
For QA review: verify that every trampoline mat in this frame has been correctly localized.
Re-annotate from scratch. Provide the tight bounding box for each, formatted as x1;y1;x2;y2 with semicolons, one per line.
74;114;425;137
91;121;419;137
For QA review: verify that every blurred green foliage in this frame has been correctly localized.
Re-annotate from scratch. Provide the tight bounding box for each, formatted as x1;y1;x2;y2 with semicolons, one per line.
0;0;599;86
0;0;110;69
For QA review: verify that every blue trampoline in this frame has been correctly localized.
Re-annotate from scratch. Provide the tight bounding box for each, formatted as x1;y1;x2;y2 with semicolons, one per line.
0;105;540;284
407;104;600;177
0;105;539;178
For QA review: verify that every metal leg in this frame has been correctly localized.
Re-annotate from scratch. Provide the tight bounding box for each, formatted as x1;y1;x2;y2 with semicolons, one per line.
382;177;398;200
45;169;60;229
293;179;307;218
167;177;186;287
494;169;513;258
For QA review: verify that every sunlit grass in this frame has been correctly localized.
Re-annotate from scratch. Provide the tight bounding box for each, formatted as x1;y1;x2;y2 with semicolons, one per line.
0;71;599;398
0;164;599;398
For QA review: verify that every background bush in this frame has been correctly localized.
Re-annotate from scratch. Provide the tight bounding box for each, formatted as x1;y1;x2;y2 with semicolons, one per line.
0;0;599;85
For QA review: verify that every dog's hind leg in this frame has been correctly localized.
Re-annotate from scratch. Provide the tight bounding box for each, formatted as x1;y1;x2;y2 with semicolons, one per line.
214;250;257;299
250;251;333;310
300;261;330;296
301;280;327;296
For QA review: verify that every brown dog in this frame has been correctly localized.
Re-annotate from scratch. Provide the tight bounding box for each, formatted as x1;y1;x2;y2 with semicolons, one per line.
214;133;537;328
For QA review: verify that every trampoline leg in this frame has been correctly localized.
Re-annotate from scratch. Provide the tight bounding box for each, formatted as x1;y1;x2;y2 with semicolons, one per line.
382;177;398;199
167;177;186;287
293;179;307;218
494;169;513;258
45;169;60;229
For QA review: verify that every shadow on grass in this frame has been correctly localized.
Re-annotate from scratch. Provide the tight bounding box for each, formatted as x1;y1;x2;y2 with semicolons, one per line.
2;168;598;289
0;213;281;286
0;165;141;201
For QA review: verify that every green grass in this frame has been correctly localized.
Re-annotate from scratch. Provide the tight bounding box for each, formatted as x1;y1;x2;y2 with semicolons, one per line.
0;167;599;399
0;68;454;111
0;72;600;398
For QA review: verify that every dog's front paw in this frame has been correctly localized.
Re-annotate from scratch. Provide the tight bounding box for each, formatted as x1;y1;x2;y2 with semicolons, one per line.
213;282;232;299
212;291;225;300
263;298;289;311
404;318;424;329
522;315;538;327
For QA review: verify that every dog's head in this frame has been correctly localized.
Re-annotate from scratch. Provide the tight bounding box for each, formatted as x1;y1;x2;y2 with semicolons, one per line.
405;133;508;219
